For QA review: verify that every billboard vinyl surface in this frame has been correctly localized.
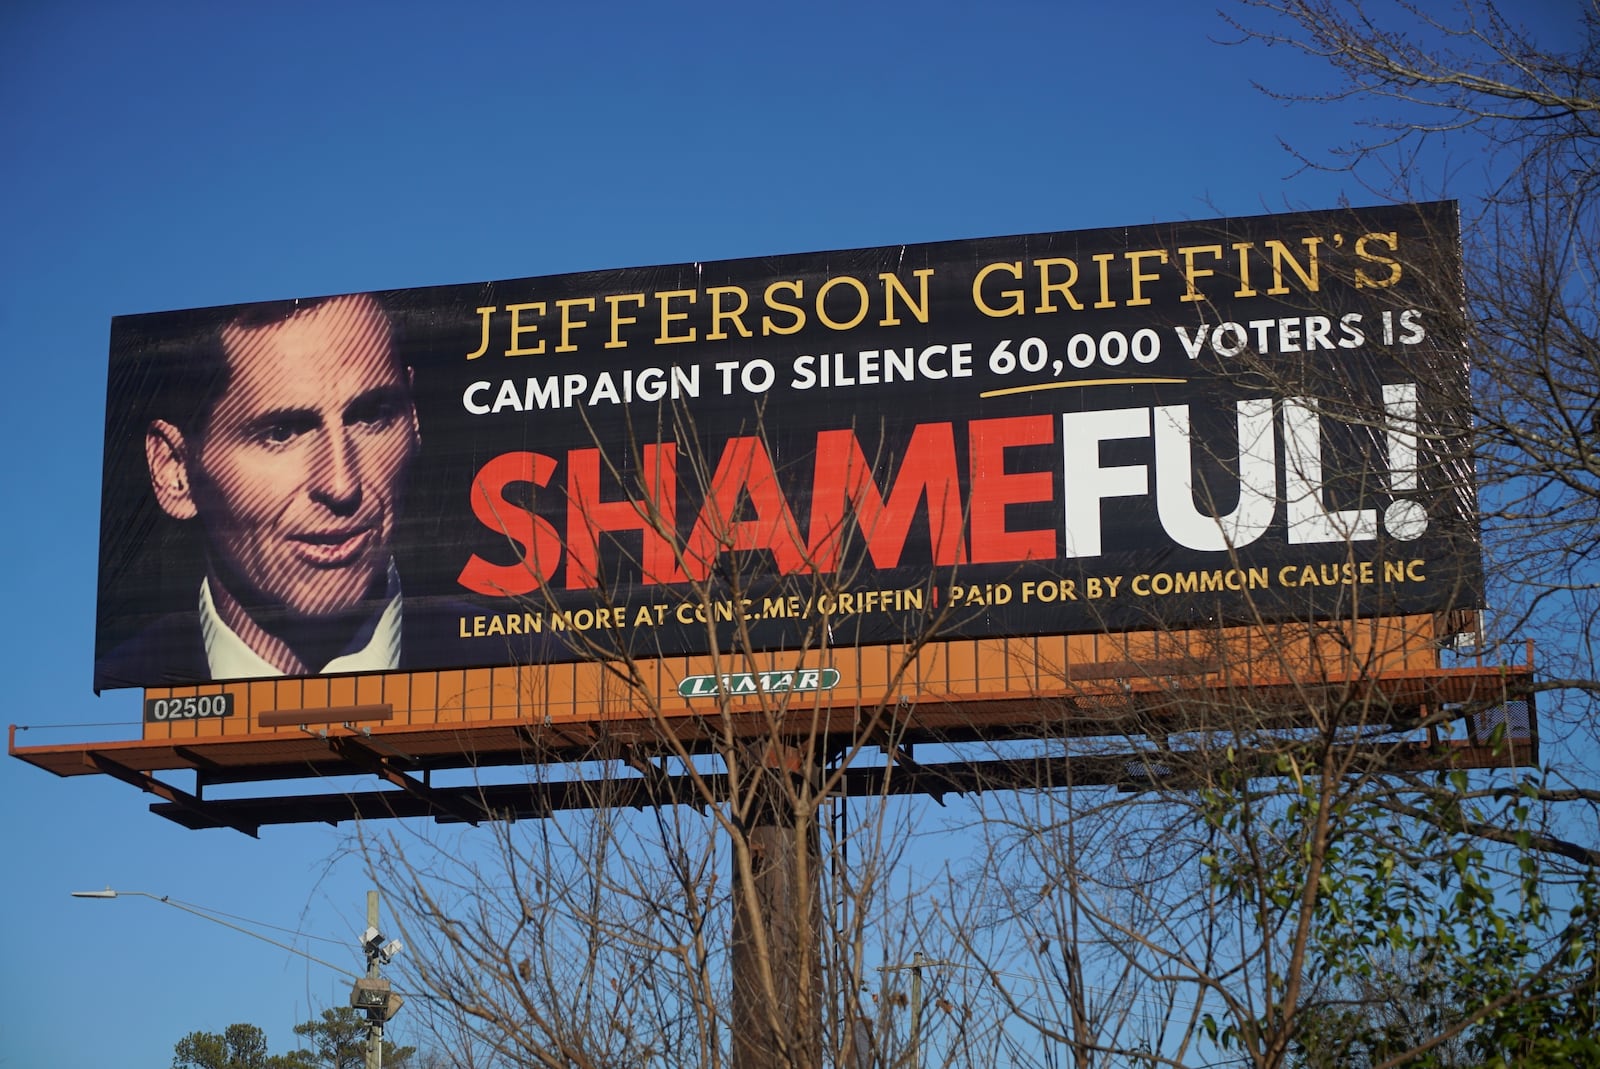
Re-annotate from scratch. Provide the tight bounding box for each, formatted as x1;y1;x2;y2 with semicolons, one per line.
96;202;1481;690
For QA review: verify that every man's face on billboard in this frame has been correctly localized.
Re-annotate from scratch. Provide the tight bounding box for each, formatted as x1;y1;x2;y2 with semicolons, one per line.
186;295;418;619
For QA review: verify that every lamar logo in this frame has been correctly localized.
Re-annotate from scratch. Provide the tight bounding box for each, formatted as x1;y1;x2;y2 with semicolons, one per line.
678;668;841;698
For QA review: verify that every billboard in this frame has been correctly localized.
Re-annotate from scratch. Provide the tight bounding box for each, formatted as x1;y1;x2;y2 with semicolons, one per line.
96;202;1480;691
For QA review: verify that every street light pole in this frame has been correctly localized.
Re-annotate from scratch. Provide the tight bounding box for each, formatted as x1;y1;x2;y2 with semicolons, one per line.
367;890;383;1069
69;888;360;977
73;885;404;1066
350;889;405;1068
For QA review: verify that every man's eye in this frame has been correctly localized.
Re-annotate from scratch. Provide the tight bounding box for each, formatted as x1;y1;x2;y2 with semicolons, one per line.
349;398;401;429
251;415;316;445
259;423;298;445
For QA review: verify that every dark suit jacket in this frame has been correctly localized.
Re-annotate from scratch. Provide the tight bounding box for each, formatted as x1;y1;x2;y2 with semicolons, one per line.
93;594;552;691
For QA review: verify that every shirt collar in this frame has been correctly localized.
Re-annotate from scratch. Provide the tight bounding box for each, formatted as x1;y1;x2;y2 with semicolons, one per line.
198;566;403;680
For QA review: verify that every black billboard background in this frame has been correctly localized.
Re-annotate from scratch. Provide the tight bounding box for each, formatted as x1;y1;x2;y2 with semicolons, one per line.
96;202;1482;690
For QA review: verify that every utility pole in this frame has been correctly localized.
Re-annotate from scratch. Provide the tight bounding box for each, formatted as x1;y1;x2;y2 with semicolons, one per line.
365;891;383;1069
879;951;931;1069
909;951;925;1069
350;889;405;1069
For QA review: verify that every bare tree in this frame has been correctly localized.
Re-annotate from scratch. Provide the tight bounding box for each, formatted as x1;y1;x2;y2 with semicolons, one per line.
948;3;1600;1065
360;402;1006;1069
1223;0;1600;684
359;13;1600;1061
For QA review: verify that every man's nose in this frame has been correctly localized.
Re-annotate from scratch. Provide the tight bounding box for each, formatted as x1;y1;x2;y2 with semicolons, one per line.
308;426;362;510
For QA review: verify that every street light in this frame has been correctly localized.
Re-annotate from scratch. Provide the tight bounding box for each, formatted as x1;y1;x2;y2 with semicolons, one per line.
75;886;403;1069
70;886;361;977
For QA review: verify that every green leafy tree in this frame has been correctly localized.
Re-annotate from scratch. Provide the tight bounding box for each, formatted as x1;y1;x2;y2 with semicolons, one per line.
172;1022;297;1069
173;1010;415;1069
1188;767;1600;1068
284;1007;415;1069
1200;1;1600;1064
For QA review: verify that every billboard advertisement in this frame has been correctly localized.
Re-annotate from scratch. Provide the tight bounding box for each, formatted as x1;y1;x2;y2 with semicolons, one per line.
95;202;1481;691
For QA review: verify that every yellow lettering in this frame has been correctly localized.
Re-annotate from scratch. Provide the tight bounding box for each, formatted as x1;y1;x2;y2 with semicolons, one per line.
1355;232;1402;289
973;261;1025;317
465;306;495;360
506;302;546;356
1125;249;1169;307
1035;257;1083;312
1092;253;1116;309
656;289;698;344
1177;245;1222;303
706;286;752;340
604;293;646;349
816;275;871;331
555;297;596;353
879;269;932;326
762;280;806;335
1233;243;1257;298
1265;237;1323;295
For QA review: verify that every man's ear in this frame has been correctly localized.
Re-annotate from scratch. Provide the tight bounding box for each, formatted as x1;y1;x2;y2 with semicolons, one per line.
146;419;198;520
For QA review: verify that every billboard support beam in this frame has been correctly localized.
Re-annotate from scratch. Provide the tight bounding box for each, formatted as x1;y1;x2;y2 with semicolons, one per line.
107;729;1538;832
327;735;487;827
621;745;709;813
86;751;260;838
731;743;823;1069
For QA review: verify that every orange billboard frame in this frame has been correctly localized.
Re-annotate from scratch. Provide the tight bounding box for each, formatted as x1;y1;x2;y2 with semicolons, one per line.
14;618;1536;833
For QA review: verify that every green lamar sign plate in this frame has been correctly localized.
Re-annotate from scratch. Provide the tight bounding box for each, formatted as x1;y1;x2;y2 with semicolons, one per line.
678;668;842;698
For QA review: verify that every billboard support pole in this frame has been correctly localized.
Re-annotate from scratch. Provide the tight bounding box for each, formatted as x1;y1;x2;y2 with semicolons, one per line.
731;743;822;1069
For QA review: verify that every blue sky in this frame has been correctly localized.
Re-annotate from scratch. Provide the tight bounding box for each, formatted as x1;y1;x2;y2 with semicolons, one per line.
0;1;1582;1065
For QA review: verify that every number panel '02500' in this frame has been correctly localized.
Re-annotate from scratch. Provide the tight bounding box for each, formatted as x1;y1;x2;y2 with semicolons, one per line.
143;694;235;723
